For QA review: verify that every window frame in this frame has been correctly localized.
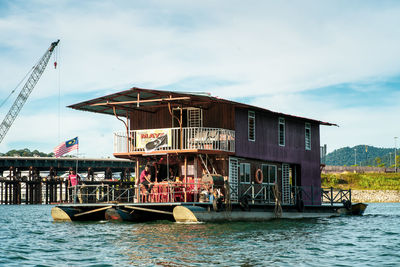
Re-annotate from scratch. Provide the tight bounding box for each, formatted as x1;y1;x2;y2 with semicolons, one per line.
171;107;203;128
305;122;311;150
248;111;256;142
278;117;285;147
240;163;251;184
261;164;277;184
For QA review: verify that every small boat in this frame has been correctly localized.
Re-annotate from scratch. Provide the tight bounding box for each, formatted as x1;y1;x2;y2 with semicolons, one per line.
337;202;368;216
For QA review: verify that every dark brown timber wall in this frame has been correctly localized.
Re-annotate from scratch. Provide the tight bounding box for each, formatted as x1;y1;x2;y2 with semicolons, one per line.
203;103;234;130
129;109;171;130
129;104;235;130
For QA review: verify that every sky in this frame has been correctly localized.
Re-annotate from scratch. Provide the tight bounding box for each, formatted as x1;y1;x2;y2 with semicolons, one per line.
0;0;399;158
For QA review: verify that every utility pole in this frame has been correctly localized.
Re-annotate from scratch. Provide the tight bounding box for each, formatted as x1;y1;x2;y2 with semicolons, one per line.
354;148;357;166
395;137;398;173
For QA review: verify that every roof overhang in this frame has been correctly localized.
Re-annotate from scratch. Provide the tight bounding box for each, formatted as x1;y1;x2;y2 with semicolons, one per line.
68;87;338;126
67;87;224;117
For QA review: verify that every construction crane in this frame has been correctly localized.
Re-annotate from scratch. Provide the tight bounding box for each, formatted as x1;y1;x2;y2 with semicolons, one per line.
0;40;60;144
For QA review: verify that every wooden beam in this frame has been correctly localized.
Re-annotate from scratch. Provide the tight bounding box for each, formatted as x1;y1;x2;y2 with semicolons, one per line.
113;149;235;157
97;104;156;114
124;205;173;215
90;97;191;107
74;206;113;217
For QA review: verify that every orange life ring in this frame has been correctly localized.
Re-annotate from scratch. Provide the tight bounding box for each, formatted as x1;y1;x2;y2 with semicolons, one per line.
255;168;263;184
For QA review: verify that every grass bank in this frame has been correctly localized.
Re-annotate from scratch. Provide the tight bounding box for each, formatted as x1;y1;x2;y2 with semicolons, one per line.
321;173;400;190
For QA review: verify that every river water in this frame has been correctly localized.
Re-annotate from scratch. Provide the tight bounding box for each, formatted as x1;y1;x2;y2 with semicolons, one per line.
0;203;399;266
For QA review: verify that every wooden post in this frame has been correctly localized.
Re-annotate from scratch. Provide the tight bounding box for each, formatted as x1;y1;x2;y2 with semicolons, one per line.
8;182;12;205
180;107;183;149
65;180;68;202
5;182;8;204
55;182;58;203
184;155;187;202
34;181;38;204
136;158;140;203
349;189;352;203
30;182;34;204
25;181;29;204
45;180;49;205
50;181;53;203
59;180;63;203
18;181;21;204
0;180;3;204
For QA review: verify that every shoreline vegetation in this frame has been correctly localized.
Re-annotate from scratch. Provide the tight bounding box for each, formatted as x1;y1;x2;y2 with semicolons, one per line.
321;173;400;203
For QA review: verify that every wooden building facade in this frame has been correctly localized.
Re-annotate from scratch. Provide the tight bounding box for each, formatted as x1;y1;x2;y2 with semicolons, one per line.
69;87;335;205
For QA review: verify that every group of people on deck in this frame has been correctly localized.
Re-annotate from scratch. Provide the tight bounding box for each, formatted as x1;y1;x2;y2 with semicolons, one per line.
138;164;180;201
137;163;222;203
65;163;218;203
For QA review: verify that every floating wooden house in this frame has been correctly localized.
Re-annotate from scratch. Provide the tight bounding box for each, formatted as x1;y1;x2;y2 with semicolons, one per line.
52;87;359;222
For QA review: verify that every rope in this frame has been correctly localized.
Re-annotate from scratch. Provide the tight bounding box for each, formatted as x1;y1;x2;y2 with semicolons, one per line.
273;183;282;218
57;44;61;143
224;179;232;212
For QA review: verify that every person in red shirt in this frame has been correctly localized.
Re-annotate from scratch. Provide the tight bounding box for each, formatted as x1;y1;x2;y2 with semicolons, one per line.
68;170;81;203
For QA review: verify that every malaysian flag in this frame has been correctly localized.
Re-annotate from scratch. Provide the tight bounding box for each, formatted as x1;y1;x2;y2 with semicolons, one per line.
54;137;79;158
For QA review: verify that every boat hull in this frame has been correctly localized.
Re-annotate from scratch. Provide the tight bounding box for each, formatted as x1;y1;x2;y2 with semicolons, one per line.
52;202;367;222
52;203;176;222
173;205;340;223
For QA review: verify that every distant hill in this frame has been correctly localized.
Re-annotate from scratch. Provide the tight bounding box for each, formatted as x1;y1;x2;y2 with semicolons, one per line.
326;145;399;167
0;148;54;157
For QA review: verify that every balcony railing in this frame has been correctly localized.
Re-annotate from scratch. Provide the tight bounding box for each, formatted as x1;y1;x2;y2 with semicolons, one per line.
114;127;235;154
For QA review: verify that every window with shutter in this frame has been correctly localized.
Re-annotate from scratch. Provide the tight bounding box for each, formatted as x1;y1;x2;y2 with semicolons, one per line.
305;123;311;150
279;117;285;146
248;111;255;141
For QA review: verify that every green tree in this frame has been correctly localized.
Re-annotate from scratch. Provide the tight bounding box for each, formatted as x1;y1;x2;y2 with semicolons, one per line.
375;157;382;166
2;148;53;157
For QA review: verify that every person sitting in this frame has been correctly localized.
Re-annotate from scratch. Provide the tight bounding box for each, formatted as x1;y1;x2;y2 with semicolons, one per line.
139;165;153;201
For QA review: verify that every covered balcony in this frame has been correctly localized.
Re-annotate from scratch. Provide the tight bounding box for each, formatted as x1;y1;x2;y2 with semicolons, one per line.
114;127;235;156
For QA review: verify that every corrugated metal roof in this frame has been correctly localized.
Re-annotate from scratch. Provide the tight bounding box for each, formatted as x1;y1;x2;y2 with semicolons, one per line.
68;87;337;126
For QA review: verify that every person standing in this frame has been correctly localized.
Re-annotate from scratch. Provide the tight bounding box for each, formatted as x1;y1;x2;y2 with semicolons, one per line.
68;170;80;203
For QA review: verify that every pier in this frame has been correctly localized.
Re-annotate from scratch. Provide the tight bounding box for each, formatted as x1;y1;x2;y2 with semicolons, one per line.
0;156;135;204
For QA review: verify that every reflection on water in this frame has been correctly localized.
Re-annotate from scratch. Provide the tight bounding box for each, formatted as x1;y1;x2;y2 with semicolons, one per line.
114;219;339;266
0;204;400;266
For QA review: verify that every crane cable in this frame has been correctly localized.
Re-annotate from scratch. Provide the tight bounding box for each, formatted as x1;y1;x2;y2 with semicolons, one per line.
55;43;61;143
0;46;50;110
0;66;35;109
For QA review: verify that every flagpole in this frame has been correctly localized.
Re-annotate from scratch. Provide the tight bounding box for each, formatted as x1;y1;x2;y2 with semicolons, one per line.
75;139;79;175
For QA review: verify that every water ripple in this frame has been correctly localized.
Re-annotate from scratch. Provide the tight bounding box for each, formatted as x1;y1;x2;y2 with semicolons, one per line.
0;203;399;266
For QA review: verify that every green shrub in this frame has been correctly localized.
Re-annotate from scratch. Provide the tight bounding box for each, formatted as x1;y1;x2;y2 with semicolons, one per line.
321;173;400;190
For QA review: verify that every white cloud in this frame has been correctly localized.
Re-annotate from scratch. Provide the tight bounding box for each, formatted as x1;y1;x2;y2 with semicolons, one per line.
0;109;123;157
250;92;400;153
1;1;400;155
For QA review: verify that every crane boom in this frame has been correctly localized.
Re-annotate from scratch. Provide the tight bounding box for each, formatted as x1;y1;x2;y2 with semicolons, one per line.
0;40;59;144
